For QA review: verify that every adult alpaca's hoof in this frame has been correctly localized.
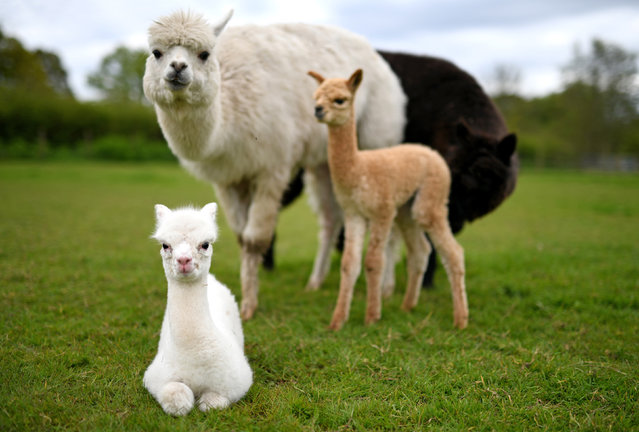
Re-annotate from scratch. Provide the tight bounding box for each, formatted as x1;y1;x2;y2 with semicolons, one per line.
160;382;194;416
382;284;395;299
241;301;256;320
305;279;321;291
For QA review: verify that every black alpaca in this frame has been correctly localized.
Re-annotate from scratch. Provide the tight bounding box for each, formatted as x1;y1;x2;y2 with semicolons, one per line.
266;51;518;286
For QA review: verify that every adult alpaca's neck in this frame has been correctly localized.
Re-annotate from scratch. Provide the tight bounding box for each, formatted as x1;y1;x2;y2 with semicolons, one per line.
327;116;360;189
156;83;222;162
166;278;218;345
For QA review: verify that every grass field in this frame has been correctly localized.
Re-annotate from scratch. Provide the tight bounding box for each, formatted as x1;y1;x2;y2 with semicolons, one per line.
0;161;637;431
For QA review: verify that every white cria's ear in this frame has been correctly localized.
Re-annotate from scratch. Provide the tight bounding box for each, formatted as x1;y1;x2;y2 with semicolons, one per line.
213;9;233;37
202;202;218;220
155;204;172;223
201;202;219;242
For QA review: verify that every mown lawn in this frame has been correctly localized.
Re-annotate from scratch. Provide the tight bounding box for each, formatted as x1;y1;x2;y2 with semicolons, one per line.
0;161;637;431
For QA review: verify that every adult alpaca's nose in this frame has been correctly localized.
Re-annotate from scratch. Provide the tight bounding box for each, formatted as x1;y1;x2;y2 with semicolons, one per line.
171;61;188;73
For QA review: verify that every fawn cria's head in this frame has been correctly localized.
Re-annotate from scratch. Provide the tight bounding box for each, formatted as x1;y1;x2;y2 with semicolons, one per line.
308;69;363;127
152;203;219;282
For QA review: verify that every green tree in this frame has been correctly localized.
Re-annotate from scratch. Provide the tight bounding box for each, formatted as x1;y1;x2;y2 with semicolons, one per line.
561;38;638;155
35;49;73;97
489;63;522;98
87;46;148;104
0;28;71;97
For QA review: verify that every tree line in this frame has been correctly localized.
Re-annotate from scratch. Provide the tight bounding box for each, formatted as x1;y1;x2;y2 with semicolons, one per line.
492;39;639;168
1;27;638;167
0;28;167;160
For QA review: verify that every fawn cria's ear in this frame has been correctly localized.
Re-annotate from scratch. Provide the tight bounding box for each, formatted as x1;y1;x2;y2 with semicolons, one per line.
308;70;325;84
347;69;363;93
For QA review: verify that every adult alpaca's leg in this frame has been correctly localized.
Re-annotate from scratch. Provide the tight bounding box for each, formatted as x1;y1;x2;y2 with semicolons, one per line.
214;183;250;243
305;164;343;291
421;239;437;288
262;169;305;270
364;216;394;325
239;245;261;320
239;178;286;320
330;214;365;330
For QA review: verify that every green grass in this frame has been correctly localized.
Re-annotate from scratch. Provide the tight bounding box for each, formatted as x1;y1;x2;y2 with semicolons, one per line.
0;161;637;431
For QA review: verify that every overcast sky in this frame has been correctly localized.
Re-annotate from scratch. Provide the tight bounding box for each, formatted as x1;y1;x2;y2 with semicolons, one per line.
2;0;638;100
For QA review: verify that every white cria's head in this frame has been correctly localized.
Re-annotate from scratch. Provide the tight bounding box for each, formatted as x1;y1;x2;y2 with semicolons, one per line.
143;9;233;106
152;203;219;282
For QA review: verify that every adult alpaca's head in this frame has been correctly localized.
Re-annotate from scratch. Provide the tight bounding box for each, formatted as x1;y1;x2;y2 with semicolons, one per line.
143;10;233;107
446;122;517;232
152;203;219;282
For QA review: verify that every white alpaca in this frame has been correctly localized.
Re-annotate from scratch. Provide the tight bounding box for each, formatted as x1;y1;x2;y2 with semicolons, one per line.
143;10;405;319
143;203;252;416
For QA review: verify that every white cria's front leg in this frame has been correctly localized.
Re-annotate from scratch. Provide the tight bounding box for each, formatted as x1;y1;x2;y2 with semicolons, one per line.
159;382;195;416
199;392;231;411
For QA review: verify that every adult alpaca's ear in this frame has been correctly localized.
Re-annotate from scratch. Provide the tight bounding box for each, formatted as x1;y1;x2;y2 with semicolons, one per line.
213;9;233;37
497;133;517;164
347;69;363;93
308;70;325;84
455;121;472;145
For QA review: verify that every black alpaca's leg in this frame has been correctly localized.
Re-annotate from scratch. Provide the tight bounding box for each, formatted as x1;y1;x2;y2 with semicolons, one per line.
421;245;437;288
262;234;276;271
261;169;305;271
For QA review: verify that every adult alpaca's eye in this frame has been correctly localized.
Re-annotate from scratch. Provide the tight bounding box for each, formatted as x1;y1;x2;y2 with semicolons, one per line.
152;49;163;59
198;51;210;61
200;241;210;250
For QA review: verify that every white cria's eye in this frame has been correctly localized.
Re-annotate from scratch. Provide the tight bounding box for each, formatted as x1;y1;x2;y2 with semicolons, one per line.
200;241;210;250
162;243;170;250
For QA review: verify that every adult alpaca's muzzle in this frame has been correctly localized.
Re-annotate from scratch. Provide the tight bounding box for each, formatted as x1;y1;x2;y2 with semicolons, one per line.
166;72;190;91
165;61;192;90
